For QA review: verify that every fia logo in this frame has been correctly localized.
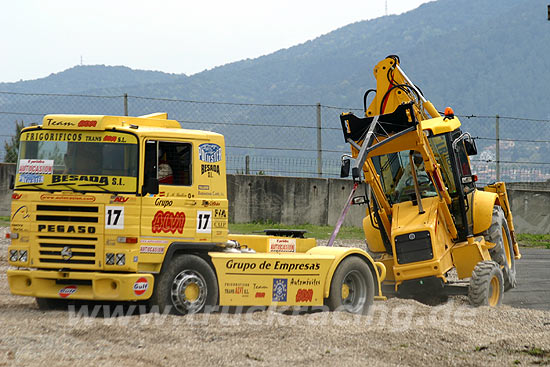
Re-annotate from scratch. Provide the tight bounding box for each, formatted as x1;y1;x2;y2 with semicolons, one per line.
272;278;288;302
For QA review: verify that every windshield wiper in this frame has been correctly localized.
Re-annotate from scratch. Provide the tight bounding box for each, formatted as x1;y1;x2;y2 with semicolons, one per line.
77;183;110;192
15;183;52;191
48;182;85;193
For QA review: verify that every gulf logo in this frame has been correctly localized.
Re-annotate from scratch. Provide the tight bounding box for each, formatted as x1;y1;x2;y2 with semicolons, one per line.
133;277;149;296
59;285;77;298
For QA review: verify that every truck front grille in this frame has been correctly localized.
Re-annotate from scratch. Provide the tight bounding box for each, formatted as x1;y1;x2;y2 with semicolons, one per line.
394;231;433;264
35;204;102;269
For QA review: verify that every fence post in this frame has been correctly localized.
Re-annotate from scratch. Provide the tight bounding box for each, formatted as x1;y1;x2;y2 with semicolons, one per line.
495;114;500;181
316;103;322;177
245;155;250;175
124;93;128;116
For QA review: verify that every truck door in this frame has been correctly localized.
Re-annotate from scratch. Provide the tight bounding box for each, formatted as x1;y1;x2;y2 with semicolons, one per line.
140;140;208;243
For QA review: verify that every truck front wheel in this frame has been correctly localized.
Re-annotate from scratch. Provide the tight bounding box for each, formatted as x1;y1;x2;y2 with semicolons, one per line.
326;256;374;314
152;255;219;315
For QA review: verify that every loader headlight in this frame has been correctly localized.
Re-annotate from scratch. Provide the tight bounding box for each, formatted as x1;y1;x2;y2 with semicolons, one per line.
9;250;19;262
19;250;27;262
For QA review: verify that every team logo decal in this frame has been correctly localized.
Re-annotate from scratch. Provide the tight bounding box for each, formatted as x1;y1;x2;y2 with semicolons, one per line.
59;285;77;298
133;277;149;296
198;143;222;163
272;278;288;302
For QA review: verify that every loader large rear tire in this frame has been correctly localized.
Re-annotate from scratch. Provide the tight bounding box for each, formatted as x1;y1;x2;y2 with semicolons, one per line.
483;206;516;291
326;256;374;315
468;260;504;307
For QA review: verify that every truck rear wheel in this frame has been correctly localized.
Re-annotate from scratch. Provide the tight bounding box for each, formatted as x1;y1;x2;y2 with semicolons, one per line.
468;260;504;307
484;206;516;291
152;255;219;315
326;256;374;314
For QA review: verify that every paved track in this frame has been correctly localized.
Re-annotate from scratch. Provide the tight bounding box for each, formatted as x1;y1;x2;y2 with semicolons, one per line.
503;248;550;310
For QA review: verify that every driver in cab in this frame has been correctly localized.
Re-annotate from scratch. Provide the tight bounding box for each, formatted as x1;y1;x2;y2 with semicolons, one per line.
393;152;436;202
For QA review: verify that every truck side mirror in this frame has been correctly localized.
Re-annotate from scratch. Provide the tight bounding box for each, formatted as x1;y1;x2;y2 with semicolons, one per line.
340;158;350;178
9;175;14;190
464;138;477;156
142;177;159;195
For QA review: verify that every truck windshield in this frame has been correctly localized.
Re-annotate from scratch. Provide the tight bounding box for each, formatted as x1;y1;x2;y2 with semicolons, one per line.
15;130;138;193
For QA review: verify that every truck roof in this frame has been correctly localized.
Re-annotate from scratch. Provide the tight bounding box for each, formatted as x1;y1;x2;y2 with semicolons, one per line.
23;113;224;141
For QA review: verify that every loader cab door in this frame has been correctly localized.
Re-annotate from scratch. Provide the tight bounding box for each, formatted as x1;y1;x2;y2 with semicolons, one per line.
428;131;475;241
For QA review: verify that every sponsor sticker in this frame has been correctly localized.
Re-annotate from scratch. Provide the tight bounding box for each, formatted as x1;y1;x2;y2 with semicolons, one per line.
133;277;149;296
18;174;44;184
272;278;288;302
18;159;54;175
59;285;77;298
152;210;186;234
198;143;222;163
140;245;165;254
295;289;314;302
40;194;96;202
269;238;296;253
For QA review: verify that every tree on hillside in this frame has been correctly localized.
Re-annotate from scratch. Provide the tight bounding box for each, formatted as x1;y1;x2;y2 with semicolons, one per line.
4;120;25;163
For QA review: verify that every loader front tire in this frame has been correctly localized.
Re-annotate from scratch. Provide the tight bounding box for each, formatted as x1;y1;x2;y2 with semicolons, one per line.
484;206;516;291
326;256;374;315
468;260;504;307
151;255;219;315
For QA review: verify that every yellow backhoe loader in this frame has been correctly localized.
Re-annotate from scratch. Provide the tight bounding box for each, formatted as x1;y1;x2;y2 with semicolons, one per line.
339;55;520;306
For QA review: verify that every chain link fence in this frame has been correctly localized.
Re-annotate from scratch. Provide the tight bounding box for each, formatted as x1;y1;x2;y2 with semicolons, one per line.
1;91;550;184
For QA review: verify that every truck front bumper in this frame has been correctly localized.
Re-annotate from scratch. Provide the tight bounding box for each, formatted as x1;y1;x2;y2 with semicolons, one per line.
7;269;154;301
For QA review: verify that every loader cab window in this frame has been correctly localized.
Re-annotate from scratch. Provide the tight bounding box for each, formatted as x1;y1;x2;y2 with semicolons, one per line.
144;141;192;186
373;150;437;204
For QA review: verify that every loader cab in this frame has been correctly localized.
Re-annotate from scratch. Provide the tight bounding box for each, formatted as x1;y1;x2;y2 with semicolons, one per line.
427;129;477;241
372;129;477;242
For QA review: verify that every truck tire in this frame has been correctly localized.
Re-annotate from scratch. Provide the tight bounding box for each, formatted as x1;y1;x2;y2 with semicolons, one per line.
151;255;219;315
468;260;504;307
483;206;516;291
326;256;374;315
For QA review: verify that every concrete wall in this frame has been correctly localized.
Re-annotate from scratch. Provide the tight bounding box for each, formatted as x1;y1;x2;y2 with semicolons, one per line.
0;166;548;234
0;163;15;217
227;175;365;227
507;182;550;234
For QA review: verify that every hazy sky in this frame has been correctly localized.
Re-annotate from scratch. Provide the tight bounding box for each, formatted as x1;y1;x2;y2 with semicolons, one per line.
1;0;433;83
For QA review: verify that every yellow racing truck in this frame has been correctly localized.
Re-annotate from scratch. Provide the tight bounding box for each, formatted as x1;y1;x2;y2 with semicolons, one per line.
7;113;386;314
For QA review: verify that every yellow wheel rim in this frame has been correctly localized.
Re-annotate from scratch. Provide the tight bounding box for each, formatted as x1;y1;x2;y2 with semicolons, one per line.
488;276;500;306
341;283;350;300
184;282;200;302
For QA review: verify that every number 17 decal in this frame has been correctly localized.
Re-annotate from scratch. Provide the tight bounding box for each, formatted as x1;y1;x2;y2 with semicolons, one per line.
196;211;212;234
106;206;124;229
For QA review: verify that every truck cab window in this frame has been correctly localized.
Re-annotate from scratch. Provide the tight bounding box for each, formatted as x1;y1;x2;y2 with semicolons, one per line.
145;141;192;186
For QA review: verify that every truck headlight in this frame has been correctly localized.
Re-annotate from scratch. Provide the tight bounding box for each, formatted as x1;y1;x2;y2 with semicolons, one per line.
106;253;115;265
19;250;27;262
9;250;19;262
116;253;125;266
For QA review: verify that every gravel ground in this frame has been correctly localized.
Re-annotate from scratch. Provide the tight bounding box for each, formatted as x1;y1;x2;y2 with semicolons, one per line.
1;228;549;367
